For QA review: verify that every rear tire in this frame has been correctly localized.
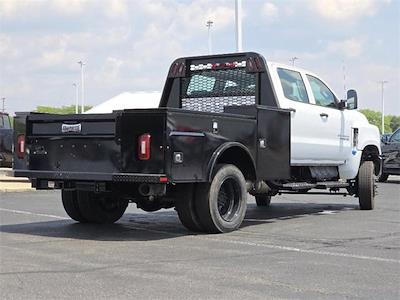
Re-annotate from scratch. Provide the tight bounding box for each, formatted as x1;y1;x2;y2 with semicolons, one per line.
61;190;88;223
378;173;389;182
78;191;128;223
195;164;247;233
255;195;271;207
175;184;204;232
358;161;375;210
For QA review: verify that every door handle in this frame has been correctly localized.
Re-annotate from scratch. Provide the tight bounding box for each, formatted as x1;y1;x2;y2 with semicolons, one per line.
320;113;328;118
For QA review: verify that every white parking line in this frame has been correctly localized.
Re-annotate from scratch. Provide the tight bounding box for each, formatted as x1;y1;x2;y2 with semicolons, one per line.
1;207;399;264
0;208;69;220
201;236;400;264
121;225;400;264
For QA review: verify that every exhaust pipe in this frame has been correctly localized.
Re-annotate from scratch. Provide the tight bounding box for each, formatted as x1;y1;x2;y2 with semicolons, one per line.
247;180;271;195
138;184;151;196
138;183;166;197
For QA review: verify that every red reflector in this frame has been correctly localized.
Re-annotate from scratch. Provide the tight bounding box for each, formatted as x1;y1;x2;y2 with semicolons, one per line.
17;134;25;159
159;177;168;183
138;133;151;160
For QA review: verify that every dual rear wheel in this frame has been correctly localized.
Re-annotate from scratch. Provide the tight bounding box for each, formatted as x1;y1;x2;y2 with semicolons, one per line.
175;164;248;233
62;190;128;223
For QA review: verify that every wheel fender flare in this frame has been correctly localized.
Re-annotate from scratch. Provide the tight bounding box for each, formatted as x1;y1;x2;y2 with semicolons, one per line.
206;142;256;182
361;144;382;176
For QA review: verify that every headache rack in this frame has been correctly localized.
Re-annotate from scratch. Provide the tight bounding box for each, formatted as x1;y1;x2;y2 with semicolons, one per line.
181;65;256;113
160;52;279;111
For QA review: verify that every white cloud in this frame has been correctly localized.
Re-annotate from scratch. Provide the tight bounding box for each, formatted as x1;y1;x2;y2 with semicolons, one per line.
0;34;19;58
262;2;279;19
52;0;89;15
0;0;90;18
0;0;39;18
327;38;364;58
104;0;128;19
308;0;391;21
140;0;234;36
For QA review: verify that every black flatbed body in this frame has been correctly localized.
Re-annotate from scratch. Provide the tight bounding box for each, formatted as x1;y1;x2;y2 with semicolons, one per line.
13;52;291;188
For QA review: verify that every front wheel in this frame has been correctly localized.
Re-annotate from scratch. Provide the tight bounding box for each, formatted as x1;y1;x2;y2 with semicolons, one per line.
195;164;247;233
358;161;375;210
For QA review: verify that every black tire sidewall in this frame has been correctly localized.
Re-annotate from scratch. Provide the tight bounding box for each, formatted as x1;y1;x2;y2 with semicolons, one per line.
358;161;375;210
175;184;204;232
207;165;247;232
61;190;88;222
78;191;128;223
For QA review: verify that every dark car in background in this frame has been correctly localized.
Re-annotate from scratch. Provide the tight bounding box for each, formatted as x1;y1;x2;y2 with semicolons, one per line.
379;128;400;182
381;133;392;144
0;112;13;167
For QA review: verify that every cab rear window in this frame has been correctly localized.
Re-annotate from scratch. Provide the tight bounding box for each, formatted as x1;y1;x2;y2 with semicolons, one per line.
277;68;309;103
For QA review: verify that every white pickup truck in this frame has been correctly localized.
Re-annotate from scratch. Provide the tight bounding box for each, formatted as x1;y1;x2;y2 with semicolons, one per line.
13;52;381;233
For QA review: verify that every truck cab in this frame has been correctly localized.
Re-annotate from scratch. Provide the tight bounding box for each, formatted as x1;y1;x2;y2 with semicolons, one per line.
267;62;381;179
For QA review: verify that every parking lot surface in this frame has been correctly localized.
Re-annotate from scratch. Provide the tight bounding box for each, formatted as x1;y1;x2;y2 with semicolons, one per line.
1;180;399;299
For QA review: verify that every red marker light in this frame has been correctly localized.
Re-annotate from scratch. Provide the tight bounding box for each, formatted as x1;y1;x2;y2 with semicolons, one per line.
138;133;151;160
17;134;25;159
159;176;168;183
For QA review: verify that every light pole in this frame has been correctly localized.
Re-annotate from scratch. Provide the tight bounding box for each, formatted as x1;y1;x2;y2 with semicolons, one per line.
73;83;79;114
1;97;5;113
235;0;242;52
206;20;213;54
342;60;347;99
77;61;86;113
290;57;299;67
378;80;388;134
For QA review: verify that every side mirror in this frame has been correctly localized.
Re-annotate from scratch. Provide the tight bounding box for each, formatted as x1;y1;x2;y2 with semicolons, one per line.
346;89;358;109
338;99;347;110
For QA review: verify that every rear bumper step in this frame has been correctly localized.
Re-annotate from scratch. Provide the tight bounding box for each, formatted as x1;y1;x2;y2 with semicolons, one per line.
12;170;167;183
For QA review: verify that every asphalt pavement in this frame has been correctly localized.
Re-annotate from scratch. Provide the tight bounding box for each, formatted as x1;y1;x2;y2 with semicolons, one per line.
0;180;399;299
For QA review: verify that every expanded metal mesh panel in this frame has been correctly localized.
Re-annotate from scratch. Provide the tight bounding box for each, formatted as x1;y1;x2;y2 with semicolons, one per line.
181;68;256;113
181;96;256;113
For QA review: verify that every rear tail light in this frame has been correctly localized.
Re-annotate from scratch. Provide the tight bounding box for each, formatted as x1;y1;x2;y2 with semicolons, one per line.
169;61;186;77
138;133;151;160
17;134;25;159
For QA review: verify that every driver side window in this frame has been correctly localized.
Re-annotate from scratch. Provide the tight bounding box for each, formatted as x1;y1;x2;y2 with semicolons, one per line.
307;75;337;108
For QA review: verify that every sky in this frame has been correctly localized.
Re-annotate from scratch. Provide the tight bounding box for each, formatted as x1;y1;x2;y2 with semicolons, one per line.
0;0;399;114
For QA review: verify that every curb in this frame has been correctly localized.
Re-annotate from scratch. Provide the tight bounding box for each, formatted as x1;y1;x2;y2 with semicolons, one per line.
0;189;35;193
0;179;30;183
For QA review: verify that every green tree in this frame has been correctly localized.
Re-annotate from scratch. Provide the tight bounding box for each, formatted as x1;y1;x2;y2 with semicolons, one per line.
35;105;92;114
389;115;400;132
359;109;399;133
